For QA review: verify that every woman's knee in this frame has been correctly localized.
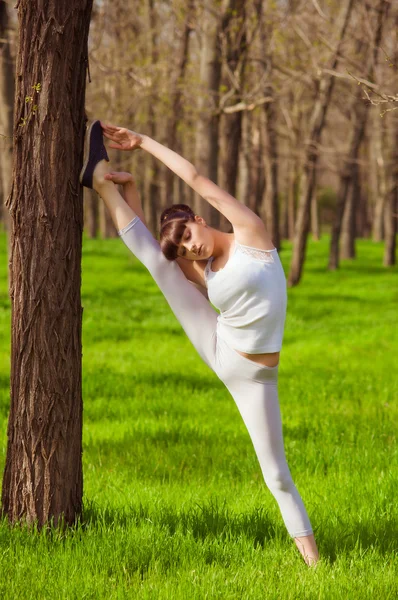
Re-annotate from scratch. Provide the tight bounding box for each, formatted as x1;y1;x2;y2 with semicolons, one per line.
263;466;294;494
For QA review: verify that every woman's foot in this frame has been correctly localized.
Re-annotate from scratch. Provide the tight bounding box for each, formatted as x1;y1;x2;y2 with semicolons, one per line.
80;120;109;188
294;534;319;567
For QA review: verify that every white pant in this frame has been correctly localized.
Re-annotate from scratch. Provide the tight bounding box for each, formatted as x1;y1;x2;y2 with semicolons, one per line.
118;216;313;538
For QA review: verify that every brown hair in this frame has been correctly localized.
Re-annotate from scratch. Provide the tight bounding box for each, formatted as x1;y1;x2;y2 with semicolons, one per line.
159;204;196;261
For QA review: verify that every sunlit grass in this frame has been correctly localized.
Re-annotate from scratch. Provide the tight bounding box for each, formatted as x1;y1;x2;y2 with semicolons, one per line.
0;231;397;599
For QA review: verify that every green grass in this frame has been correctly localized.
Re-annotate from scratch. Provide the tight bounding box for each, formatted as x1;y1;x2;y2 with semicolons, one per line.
0;231;397;599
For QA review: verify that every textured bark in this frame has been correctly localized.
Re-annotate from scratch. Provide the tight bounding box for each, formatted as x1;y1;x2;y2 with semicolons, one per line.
2;0;93;527
329;0;389;270
0;0;15;230
287;0;354;286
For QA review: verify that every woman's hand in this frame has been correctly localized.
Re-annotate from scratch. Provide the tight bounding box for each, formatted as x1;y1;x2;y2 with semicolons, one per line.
104;171;135;186
101;122;143;151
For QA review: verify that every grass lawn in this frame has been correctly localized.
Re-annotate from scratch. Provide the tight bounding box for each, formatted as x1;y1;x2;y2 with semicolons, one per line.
0;230;397;599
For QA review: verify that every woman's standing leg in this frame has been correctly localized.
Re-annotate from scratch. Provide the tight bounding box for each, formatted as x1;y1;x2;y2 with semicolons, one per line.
216;340;319;565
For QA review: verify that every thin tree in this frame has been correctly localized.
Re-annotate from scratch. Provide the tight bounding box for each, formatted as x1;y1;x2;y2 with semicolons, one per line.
328;0;390;270
383;13;398;267
165;0;195;207
2;0;93;527
194;0;228;228
287;0;355;286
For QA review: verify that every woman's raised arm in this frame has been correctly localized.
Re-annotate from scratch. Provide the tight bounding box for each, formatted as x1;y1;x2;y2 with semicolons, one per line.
101;123;264;233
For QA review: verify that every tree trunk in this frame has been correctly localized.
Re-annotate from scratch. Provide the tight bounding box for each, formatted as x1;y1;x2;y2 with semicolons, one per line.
287;0;354;286
99;199;118;238
340;163;359;259
144;0;161;236
371;111;387;242
284;156;298;241
261;89;280;249
310;185;320;241
194;1;224;227
329;0;389;270
383;18;398;267
383;143;397;266
2;0;93;527
218;0;247;233
237;110;252;210
255;0;279;249
84;188;99;238
0;0;15;232
164;0;194;206
328;110;367;269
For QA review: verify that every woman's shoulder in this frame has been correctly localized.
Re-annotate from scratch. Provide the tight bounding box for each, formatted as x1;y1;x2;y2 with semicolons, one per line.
232;224;276;252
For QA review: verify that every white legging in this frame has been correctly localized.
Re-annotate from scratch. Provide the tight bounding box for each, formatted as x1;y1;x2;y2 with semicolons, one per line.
118;216;313;538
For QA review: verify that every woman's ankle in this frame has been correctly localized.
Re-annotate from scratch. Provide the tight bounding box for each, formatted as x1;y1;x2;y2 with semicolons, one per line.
92;160;112;192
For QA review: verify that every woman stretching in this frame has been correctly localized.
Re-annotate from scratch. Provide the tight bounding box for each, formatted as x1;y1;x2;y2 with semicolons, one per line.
80;120;319;566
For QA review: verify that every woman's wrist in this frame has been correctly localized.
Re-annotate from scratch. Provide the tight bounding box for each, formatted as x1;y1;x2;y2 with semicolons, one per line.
139;134;151;151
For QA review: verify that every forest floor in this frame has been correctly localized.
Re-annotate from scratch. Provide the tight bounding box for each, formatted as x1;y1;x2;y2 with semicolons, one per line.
0;231;397;599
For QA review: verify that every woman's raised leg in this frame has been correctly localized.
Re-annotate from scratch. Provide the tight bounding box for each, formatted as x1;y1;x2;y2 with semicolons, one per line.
92;160;219;370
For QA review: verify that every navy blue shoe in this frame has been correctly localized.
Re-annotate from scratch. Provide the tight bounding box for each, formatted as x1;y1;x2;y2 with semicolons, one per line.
80;120;109;188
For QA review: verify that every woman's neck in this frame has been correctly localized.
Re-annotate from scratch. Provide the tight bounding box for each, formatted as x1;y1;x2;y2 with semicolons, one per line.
210;228;234;259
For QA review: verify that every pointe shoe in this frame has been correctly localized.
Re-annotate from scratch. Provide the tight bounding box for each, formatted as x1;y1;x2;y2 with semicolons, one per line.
80;120;109;188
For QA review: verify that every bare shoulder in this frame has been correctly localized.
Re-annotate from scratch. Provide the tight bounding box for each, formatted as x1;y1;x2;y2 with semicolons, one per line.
233;220;275;251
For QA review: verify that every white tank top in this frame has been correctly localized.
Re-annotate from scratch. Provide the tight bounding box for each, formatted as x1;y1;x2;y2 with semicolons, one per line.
204;241;287;353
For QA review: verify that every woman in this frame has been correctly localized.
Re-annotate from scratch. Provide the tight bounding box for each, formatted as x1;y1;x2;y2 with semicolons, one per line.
80;120;319;566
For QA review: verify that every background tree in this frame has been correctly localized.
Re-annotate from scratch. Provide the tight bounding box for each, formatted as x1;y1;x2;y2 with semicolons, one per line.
328;0;390;270
1;0;93;527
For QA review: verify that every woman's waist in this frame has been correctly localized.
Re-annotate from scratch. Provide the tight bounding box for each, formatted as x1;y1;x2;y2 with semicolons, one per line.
216;321;284;354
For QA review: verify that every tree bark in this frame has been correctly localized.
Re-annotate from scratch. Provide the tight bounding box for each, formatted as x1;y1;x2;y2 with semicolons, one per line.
2;0;93;527
0;0;15;231
287;0;355;286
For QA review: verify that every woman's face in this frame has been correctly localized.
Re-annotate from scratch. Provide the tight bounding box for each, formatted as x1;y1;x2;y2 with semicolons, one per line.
177;216;213;260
